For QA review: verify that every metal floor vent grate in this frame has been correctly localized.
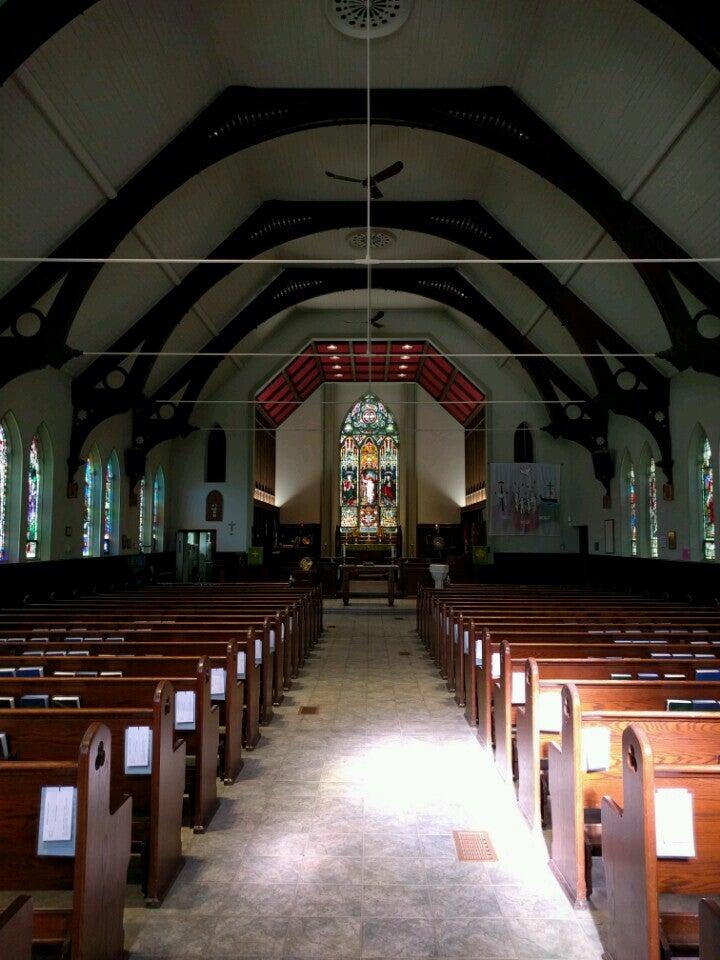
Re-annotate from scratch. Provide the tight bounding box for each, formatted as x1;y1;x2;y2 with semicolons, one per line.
452;830;498;862
298;706;320;715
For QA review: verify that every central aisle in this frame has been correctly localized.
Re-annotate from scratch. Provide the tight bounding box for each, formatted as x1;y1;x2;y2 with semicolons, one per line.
126;601;605;959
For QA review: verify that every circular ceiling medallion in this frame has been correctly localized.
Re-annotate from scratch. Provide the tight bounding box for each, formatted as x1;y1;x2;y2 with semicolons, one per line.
565;403;583;421
615;368;638;391
12;309;43;338
157;403;175;421
104;368;127;390
346;228;396;250
696;310;720;340
326;1;412;39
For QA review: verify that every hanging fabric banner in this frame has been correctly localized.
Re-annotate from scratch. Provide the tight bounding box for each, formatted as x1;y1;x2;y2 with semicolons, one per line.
489;462;561;536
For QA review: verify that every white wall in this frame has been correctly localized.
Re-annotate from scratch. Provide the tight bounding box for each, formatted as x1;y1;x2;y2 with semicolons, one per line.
275;391;322;523
416;389;465;523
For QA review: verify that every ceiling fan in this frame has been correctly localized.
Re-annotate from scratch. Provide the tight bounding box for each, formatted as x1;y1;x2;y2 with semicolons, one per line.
344;311;385;328
325;160;404;199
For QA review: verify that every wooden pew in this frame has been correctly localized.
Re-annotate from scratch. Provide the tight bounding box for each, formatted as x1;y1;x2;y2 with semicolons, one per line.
516;667;720;833
0;613;284;724
601;725;720;960
0;896;32;960
0;646;244;785
0;680;185;906
0;633;262;755
0;723;131;960
0;666;219;832
547;683;720;906
493;640;719;782
700;898;720;960
476;632;720;753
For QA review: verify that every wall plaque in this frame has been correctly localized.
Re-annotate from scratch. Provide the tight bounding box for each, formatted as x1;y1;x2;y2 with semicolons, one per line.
206;490;224;522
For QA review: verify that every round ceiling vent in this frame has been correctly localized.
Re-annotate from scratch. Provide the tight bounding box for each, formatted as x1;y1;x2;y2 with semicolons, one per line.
325;0;412;39
346;228;396;250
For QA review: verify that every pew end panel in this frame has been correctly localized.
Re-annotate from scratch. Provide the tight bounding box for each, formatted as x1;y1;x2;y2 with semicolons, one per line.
147;681;186;907
700;898;720;960
0;895;32;960
191;659;220;834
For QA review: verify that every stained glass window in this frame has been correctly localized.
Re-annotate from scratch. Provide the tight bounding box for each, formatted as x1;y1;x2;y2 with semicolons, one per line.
700;437;715;561
0;422;9;563
138;477;146;552
627;463;638;557
25;435;41;559
647;457;658;559
152;467;165;552
82;455;97;557
102;456;117;555
339;394;398;535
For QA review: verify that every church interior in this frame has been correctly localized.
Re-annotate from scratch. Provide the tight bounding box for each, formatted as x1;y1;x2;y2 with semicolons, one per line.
0;2;719;958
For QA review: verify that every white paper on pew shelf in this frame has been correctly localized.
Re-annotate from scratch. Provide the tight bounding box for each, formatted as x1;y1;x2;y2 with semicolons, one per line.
475;643;483;666
491;652;501;679
655;788;695;858
582;726;611;772
175;690;196;726
651;653;672;658
695;654;714;659
537;690;562;732
41;786;75;842
237;651;247;678
211;667;226;696
255;637;263;664
125;725;151;768
281;623;285;640
663;673;686;679
511;671;526;705
463;630;469;654
453;623;459;644
692;629;709;634
269;630;276;653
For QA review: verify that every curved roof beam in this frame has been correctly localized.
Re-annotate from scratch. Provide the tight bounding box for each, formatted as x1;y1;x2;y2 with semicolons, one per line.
69;199;670;471
2;86;718;382
119;266;621;494
2;1;717;86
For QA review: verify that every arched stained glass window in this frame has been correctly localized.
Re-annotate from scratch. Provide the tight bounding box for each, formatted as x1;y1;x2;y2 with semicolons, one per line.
627;463;638;557
151;467;165;552
26;435;42;559
513;422;534;463
647;457;658;559
102;453;118;555
700;437;715;560
340;394;398;535
82;454;99;557
138;477;146;552
0;422;9;563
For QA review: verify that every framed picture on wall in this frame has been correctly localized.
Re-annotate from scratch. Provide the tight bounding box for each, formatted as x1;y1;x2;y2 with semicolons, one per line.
604;519;615;554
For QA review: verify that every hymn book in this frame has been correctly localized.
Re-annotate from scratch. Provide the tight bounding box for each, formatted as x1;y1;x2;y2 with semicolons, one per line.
537;690;562;733
125;725;152;773
211;668;227;699
40;786;75;842
511;672;526;705
237;651;247;678
582;726;611;772
175;690;196;727
655;788;696;858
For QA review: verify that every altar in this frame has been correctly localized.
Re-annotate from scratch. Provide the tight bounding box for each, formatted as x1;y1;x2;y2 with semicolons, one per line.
339;563;400;607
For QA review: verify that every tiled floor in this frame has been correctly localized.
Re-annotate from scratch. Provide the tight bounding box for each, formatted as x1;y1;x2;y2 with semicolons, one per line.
125;600;607;959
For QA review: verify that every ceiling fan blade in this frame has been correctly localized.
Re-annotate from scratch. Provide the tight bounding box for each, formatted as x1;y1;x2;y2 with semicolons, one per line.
371;320;385;328
370;184;383;200
325;171;364;184
371;160;404;184
371;311;385;323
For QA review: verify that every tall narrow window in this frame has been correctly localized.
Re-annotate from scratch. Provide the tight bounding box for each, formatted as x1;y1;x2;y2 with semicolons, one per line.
25;435;42;559
151;467;165;552
138;477;146;552
700;437;715;560
102;454;118;555
339;394;398;536
627;463;638;557
82;455;98;557
206;424;226;483
0;422;9;563
513;422;534;463
647;457;658;559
